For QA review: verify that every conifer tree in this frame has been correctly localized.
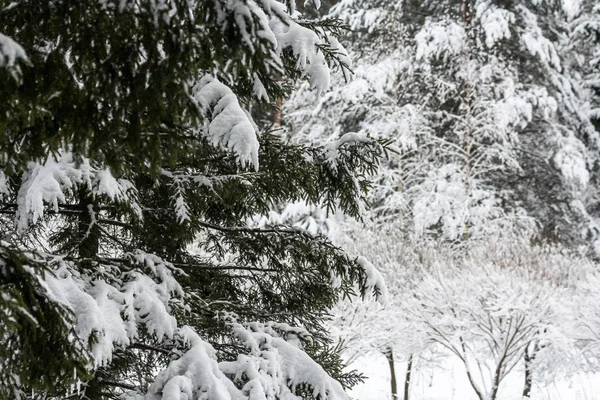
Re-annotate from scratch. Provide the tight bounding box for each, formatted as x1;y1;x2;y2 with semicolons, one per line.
0;1;386;399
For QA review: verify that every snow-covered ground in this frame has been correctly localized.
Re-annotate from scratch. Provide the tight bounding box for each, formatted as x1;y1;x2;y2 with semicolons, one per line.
348;353;600;400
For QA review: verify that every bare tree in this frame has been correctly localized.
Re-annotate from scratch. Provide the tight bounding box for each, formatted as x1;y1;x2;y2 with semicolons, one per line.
403;248;559;400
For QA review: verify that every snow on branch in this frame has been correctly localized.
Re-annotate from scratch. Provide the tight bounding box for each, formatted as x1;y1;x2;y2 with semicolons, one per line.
476;2;515;48
415;19;466;62
16;157;75;231
554;135;591;190
144;318;349;400
210;0;348;95
355;256;388;304
212;0;278;53
38;250;183;367
223;320;349;400
145;326;237;400
268;0;350;94
324;132;370;169
193;75;260;171
15;154;142;231
404;253;559;400
0;32;28;79
519;5;562;71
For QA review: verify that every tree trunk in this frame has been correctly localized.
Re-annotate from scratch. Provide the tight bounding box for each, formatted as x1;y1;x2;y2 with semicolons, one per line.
386;348;398;400
489;365;501;400
404;353;413;400
274;96;282;125
461;0;474;242
77;186;100;261
459;338;485;400
523;345;534;398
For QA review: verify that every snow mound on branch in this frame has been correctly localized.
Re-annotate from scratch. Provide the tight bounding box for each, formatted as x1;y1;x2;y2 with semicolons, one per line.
268;0;350;94
16;158;74;231
0;33;27;68
561;0;582;20
494;81;534;132
15;154;142;231
146;327;238;400
252;73;269;102
415;19;466;62
213;0;277;50
272;337;346;398
272;17;330;92
194;75;260;171
146;320;348;400
325;132;370;169
43;269;129;366
41;252;182;366
554;136;590;189
356;256;388;304
223;321;349;400
519;6;562;71
476;3;515;48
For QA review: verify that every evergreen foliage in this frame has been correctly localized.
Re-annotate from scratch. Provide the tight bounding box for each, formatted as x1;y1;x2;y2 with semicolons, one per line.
0;1;386;398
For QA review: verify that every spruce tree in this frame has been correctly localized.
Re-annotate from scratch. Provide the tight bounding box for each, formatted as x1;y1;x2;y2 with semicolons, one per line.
0;1;386;398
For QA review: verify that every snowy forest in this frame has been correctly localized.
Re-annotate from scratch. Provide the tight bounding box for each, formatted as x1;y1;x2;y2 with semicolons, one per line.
0;0;599;400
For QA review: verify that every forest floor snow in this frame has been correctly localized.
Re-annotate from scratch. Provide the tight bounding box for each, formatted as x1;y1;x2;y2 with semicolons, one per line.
348;353;600;400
